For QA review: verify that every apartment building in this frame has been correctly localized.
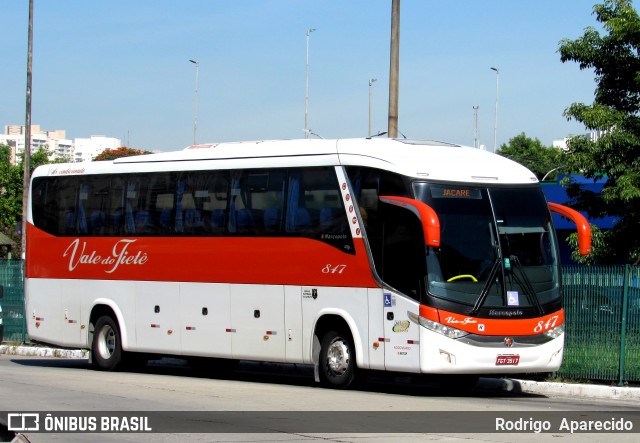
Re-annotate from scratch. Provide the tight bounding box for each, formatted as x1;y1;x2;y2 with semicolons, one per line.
1;125;120;164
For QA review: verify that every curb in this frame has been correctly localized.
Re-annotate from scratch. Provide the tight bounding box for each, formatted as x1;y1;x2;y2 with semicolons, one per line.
2;345;639;401
476;377;640;401
0;344;88;359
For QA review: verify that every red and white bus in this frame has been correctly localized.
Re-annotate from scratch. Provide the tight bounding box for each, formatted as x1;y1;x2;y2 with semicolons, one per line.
25;138;591;388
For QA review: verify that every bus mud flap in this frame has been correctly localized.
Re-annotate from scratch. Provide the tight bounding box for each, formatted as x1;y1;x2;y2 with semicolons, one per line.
312;334;321;383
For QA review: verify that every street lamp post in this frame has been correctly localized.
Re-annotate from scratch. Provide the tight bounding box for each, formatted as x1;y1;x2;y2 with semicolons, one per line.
473;105;479;149
305;28;316;139
490;67;499;152
368;78;377;137
189;59;199;145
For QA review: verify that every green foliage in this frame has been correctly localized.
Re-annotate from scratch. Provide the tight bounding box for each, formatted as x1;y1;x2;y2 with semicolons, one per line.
496;133;564;181
0;144;23;256
0;145;65;258
94;146;152;161
559;0;640;264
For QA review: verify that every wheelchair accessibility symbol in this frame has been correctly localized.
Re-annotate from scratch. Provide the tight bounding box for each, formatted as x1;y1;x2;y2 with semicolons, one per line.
384;293;392;307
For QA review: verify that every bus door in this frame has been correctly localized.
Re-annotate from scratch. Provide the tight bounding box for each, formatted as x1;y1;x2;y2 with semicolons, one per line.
376;203;425;373
383;291;421;372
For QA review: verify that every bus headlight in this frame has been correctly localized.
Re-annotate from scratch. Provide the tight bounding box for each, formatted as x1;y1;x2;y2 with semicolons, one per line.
543;324;564;339
419;316;469;339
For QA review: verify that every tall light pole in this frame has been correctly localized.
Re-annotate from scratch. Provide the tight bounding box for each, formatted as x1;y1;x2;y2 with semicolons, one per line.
473;106;479;149
21;0;34;259
305;28;316;139
189;59;199;145
388;0;400;138
491;67;499;152
368;78;377;137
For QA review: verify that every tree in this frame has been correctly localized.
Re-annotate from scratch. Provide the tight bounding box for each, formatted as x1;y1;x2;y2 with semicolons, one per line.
0;145;22;227
496;133;564;181
94;146;152;161
559;0;640;264
0;145;64;258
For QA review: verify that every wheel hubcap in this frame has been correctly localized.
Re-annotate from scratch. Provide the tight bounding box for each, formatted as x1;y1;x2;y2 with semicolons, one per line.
327;337;350;375
97;325;116;359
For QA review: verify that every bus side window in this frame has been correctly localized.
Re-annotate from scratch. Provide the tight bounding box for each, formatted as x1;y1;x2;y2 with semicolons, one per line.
345;166;412;273
32;177;59;235
228;169;286;236
286;167;354;253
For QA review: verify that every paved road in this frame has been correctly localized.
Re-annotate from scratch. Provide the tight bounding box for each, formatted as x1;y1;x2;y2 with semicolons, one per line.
0;355;638;442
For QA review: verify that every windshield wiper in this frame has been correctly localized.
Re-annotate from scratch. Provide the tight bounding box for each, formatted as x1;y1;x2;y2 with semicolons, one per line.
469;257;501;316
508;255;544;316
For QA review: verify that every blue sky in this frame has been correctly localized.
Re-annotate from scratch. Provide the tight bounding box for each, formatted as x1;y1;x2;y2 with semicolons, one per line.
1;1;601;152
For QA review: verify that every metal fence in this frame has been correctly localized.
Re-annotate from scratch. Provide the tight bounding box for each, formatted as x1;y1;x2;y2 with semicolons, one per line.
1;260;638;384
0;260;26;343
560;265;640;385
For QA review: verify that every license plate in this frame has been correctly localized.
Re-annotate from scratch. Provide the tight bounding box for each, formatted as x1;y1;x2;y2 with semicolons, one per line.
496;355;520;366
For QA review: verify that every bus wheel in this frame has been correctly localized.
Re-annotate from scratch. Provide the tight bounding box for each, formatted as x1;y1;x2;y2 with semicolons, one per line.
92;315;122;371
319;330;356;389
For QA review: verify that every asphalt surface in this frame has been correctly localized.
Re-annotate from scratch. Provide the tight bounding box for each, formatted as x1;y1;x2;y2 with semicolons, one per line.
1;344;639;401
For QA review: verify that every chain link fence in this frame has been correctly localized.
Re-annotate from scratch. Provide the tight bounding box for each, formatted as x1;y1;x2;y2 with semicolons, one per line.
0;260;25;343
561;265;640;385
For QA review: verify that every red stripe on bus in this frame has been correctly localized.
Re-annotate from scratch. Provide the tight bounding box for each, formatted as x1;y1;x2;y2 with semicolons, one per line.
420;304;564;336
25;223;377;288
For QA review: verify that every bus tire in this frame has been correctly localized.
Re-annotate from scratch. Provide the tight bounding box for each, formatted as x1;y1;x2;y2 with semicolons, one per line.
92;315;123;371
319;329;356;389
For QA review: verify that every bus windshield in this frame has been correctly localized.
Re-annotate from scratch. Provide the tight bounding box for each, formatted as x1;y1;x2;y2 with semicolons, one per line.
413;183;560;313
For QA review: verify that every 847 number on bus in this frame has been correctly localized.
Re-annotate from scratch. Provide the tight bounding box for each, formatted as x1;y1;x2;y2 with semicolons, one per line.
322;264;347;274
533;315;559;333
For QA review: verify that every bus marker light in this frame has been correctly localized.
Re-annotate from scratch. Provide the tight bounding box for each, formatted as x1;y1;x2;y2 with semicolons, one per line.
35;322;40;328
439;350;455;364
263;336;269;341
167;330;173;335
81;324;86;329
186;326;196;331
150;324;160;328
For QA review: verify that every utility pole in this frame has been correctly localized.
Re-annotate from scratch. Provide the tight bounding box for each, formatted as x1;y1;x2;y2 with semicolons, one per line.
21;0;34;259
388;0;400;139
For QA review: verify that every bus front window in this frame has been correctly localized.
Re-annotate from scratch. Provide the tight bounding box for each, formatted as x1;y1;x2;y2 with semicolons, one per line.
414;183;561;314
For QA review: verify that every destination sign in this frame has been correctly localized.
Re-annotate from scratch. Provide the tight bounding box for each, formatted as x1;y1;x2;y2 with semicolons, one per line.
431;186;482;199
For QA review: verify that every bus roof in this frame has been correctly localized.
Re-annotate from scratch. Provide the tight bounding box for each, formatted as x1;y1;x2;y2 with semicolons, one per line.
33;138;538;185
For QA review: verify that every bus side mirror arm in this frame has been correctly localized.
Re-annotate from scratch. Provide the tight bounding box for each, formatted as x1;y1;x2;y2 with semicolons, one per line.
379;196;440;247
548;202;592;255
